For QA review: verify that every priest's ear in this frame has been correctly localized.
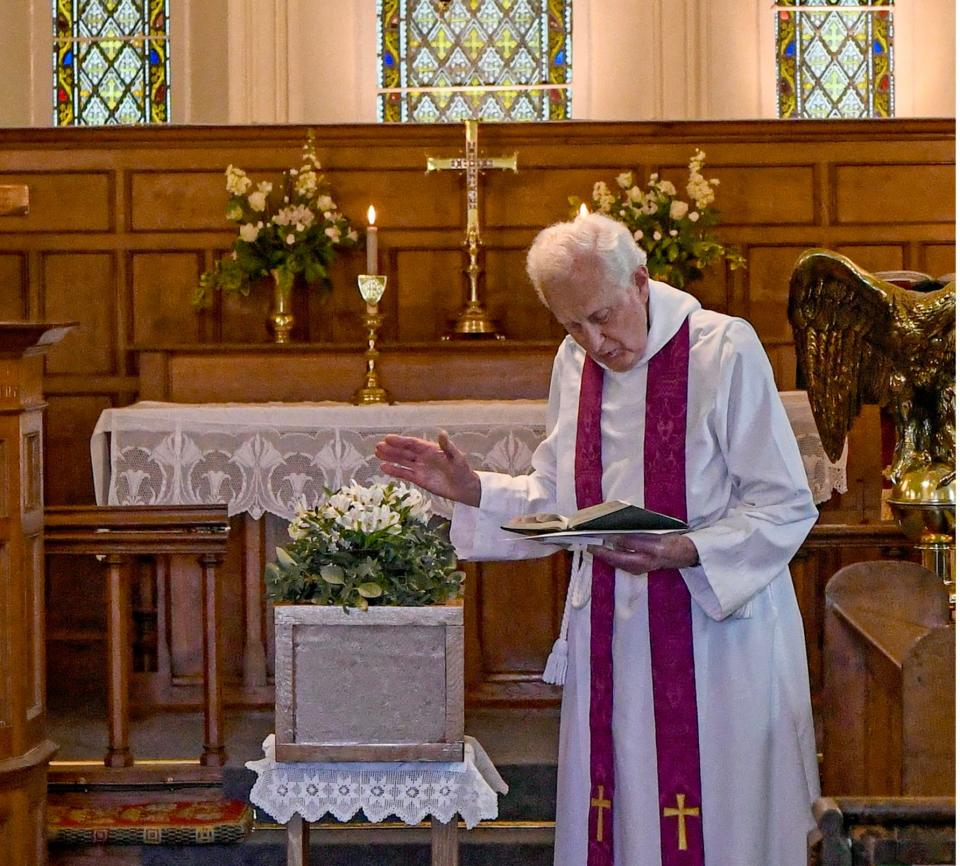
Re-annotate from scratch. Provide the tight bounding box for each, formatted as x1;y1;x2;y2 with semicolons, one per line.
633;266;650;299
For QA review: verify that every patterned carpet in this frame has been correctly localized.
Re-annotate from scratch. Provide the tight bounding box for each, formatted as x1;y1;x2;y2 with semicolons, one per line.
48;799;253;846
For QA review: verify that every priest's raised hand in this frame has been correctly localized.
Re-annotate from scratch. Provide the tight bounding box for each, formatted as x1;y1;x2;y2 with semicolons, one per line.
376;431;481;507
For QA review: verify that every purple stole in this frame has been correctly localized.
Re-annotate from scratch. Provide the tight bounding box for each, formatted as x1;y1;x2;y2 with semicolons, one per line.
577;318;705;866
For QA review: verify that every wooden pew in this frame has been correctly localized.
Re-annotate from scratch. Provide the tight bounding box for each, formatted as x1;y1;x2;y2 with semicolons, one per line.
44;505;230;779
810;796;955;866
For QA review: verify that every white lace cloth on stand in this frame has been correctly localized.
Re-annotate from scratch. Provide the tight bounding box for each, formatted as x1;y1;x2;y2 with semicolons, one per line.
90;393;846;520
245;734;508;828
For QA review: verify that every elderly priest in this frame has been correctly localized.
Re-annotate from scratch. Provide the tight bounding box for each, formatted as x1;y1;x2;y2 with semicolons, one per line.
377;212;819;866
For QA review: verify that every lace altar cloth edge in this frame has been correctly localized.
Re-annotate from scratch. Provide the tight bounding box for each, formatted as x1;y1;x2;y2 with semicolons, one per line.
245;734;508;828
91;394;846;521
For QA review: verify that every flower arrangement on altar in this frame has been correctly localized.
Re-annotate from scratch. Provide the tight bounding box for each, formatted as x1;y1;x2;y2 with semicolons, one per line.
569;149;745;289
194;132;358;307
266;481;465;609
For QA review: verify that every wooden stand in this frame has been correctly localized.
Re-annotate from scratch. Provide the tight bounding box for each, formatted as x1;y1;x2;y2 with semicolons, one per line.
285;815;458;866
44;505;230;777
822;560;955;795
0;323;74;866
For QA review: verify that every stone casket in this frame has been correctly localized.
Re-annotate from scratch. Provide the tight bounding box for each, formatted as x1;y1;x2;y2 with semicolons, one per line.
274;603;464;762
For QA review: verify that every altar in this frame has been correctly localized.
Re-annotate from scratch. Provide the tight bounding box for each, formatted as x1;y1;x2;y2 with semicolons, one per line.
90;394;846;707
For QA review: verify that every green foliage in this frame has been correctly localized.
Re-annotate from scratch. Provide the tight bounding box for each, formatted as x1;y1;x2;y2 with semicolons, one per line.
265;481;465;610
569;149;746;290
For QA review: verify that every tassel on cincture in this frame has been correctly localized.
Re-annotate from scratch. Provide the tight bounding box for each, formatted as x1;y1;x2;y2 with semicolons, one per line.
542;637;568;685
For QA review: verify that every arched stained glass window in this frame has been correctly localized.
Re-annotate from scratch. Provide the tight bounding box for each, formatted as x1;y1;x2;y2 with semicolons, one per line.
776;0;893;118
53;0;171;126
377;0;572;123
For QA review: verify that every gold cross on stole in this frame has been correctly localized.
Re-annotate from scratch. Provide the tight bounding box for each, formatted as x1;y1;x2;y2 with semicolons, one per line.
590;784;612;842
425;119;517;338
663;792;700;851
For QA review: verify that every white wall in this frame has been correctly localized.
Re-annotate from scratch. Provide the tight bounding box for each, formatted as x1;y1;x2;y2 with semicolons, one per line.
0;0;953;126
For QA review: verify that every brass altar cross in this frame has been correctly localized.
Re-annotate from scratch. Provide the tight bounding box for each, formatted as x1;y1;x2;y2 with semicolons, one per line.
590;784;612;842
662;792;700;851
426;119;517;338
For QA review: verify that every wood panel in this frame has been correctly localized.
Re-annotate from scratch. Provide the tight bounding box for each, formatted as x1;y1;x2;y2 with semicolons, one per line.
0;172;112;233
0;254;25;319
41;253;115;375
0;120;951;709
833;162;955;225
130;252;205;345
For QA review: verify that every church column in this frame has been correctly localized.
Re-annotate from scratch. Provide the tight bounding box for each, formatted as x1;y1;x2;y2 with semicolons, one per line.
227;0;291;124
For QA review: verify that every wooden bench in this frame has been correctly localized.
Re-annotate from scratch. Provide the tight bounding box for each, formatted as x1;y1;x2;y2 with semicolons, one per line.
44;505;230;773
810;796;955;865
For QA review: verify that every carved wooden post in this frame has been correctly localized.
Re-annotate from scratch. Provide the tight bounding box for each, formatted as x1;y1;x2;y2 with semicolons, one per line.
199;551;226;767
0;322;74;866
104;552;133;768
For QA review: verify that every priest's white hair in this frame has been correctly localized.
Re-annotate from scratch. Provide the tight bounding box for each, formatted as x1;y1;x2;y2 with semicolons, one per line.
526;212;647;306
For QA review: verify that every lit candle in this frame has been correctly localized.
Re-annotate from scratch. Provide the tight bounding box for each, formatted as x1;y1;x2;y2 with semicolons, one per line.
578;202;589;218
366;205;378;275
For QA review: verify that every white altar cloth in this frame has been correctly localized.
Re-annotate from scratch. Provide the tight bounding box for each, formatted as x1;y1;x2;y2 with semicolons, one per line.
91;394;845;521
245;734;508;828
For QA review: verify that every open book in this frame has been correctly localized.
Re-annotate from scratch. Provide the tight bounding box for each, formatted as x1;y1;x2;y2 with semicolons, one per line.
502;499;687;544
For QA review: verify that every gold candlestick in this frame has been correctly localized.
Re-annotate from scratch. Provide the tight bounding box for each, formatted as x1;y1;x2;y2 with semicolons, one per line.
353;275;391;405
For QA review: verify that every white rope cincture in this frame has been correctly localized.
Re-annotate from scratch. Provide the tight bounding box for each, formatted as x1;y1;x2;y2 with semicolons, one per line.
542;544;593;686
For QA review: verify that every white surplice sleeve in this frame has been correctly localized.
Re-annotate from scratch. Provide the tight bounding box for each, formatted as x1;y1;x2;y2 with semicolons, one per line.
681;320;818;620
450;352;564;562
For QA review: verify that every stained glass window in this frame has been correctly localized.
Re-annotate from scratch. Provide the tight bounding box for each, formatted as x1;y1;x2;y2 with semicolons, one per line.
53;0;171;126
377;0;572;123
776;0;893;118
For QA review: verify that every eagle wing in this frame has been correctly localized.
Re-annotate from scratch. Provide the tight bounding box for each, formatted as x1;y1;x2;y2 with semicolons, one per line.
788;249;895;462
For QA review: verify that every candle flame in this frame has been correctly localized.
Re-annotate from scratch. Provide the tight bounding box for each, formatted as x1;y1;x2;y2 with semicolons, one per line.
367;205;377;226
578;203;589;218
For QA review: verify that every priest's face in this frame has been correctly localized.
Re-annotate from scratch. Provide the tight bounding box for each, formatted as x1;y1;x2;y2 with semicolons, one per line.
543;261;650;372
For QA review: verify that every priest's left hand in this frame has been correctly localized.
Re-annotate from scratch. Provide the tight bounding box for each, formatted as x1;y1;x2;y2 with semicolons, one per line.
589;532;700;575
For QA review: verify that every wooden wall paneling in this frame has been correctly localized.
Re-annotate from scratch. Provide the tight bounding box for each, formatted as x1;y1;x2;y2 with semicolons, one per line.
477;558;561;676
43;395;112;505
394;249;475;341
0;171;113;234
44;395;113;702
130;170;239;232
131;251;206;345
0;254;26;319
764;341;798;392
742;244;811;345
920;243;957;277
482;246;563;341
308;255;378;343
818;407;885;524
40;253;116;375
136;345;559;403
832;162;956;226
834;244;907;274
659;163;819;227
0;120;950;710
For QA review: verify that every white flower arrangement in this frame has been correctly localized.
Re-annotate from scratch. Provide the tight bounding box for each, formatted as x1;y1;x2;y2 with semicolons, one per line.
195;131;358;306
571;149;745;290
267;481;464;610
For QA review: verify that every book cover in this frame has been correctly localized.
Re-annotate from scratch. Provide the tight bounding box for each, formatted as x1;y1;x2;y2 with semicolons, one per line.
502;500;687;537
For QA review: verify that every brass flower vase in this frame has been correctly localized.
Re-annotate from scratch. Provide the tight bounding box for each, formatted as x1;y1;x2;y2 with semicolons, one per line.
268;270;294;344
